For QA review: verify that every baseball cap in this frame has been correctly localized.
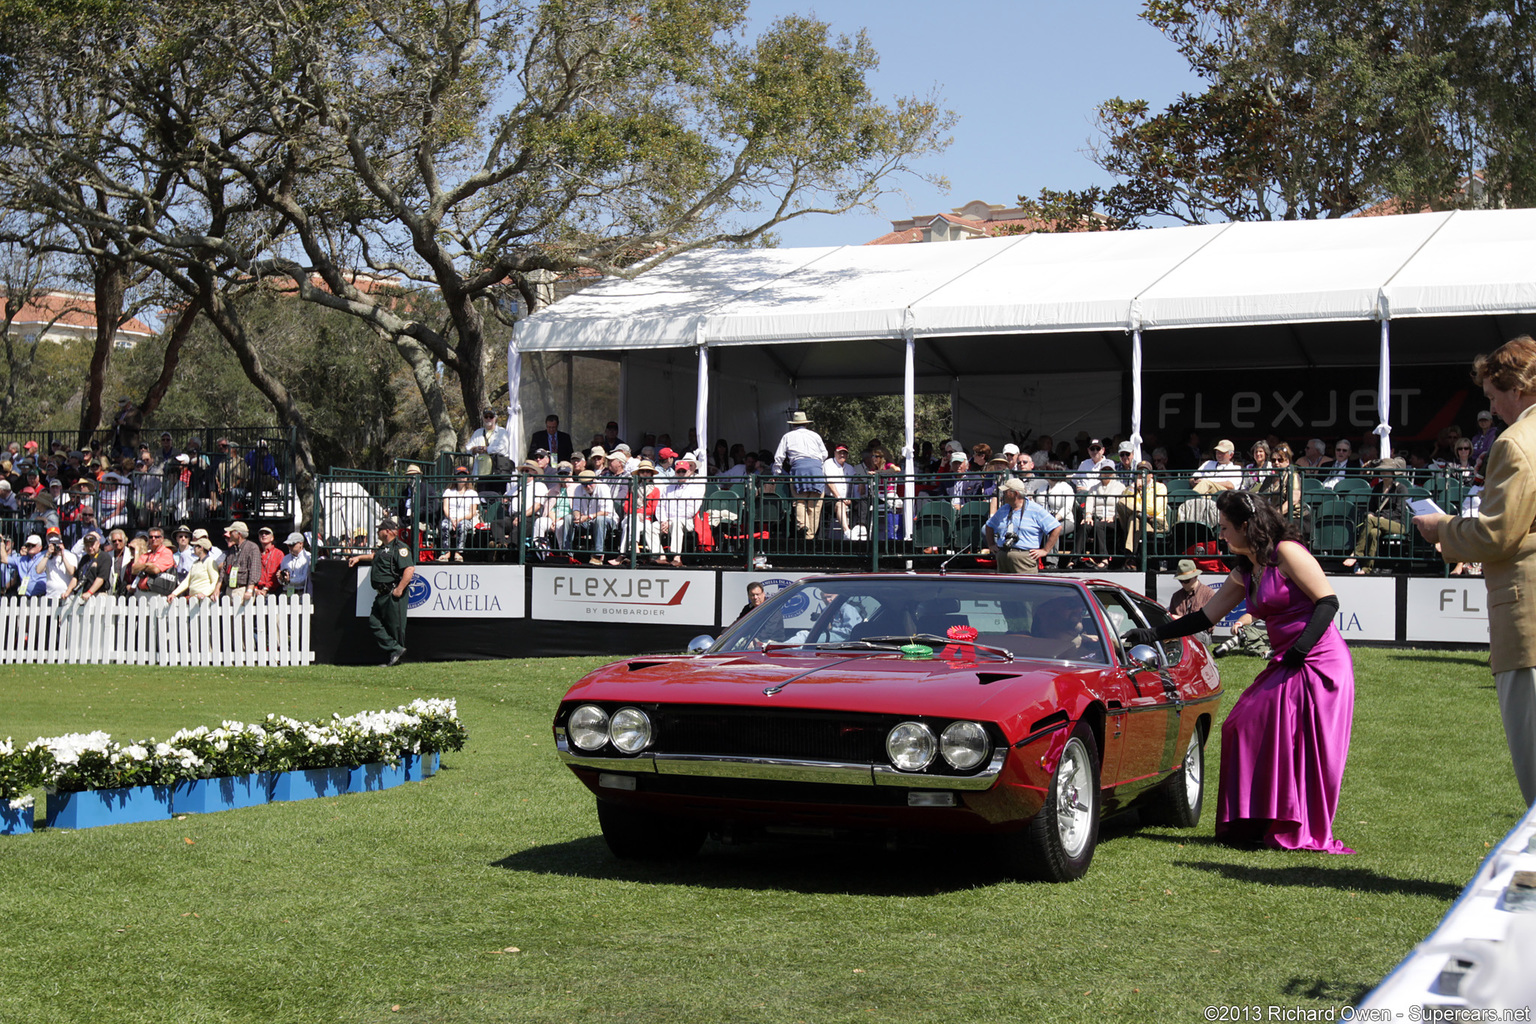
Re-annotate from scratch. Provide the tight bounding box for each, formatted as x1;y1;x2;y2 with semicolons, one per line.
1214;439;1236;453
1001;443;1020;456
1118;441;1135;454
378;517;400;530
949;451;967;464
24;533;42;546
577;469;596;482
285;531;305;545
1088;438;1104;449
658;447;678;459
834;444;849;453
228;520;250;536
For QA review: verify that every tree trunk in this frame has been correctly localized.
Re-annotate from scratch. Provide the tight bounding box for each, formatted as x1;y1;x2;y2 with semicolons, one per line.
138;305;198;421
79;260;124;448
446;288;487;448
197;279;318;523
389;329;460;454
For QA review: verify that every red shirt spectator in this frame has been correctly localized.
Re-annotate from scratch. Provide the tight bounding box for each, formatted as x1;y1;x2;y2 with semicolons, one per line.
255;528;283;591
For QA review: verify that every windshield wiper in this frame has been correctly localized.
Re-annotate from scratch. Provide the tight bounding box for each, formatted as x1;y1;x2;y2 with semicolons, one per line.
760;640;906;655
860;634;1016;662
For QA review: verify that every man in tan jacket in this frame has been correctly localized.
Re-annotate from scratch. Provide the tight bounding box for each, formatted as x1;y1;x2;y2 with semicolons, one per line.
1416;335;1536;806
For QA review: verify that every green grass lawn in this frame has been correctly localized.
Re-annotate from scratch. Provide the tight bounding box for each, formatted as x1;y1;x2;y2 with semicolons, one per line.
0;648;1524;1024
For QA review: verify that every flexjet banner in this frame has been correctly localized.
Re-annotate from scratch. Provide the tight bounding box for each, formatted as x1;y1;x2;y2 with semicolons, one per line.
355;565;526;619
1142;365;1478;445
532;567;718;625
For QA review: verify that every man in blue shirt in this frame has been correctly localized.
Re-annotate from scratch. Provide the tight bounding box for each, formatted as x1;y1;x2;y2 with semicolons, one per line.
2;533;50;596
984;479;1062;573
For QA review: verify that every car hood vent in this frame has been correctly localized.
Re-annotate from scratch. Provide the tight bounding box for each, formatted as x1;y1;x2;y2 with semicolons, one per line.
976;673;1020;686
626;661;669;671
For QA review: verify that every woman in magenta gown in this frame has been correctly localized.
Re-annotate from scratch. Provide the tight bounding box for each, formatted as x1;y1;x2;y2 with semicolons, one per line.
1123;490;1355;853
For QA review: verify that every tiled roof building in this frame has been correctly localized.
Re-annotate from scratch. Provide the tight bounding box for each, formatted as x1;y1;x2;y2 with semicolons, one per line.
1;289;155;348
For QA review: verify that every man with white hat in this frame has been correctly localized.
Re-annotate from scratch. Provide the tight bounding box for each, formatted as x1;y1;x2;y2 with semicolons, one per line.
1191;439;1242;494
775;410;830;540
1168;559;1215;644
1;533;50;596
983;478;1062;573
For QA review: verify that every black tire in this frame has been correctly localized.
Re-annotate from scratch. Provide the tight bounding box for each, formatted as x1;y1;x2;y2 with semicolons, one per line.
1142;723;1206;829
1004;721;1101;882
596;800;707;861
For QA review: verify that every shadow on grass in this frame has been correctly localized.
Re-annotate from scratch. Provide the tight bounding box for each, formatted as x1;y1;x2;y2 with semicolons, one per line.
1175;859;1463;900
494;827;1154;895
1385;652;1489;668
1279;976;1373;1006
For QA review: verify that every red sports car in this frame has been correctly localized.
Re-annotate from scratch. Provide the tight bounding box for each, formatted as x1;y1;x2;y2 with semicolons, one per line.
553;574;1222;881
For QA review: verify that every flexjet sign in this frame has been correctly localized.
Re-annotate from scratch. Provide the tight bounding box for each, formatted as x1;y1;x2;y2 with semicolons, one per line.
534;567;718;625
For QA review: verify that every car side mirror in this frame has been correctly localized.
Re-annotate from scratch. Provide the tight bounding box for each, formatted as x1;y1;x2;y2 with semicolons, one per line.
685;634;715;655
1128;644;1161;671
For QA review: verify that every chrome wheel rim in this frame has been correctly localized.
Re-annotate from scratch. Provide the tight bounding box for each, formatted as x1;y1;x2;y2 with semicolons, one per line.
1181;733;1202;810
1055;736;1093;858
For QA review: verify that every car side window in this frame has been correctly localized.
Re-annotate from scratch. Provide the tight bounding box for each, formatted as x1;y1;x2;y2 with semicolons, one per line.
1089;589;1139;662
1129;595;1185;667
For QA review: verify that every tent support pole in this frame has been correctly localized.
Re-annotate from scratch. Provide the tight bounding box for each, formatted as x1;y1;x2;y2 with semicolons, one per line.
1130;328;1144;465
695;338;709;464
903;319;916;543
1376;319;1392;460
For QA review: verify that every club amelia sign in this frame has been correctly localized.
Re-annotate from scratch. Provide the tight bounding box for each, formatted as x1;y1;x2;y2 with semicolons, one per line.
533;567;717;625
354;565;526;619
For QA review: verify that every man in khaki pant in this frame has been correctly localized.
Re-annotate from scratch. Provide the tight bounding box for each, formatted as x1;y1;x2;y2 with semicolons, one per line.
1417;335;1536;806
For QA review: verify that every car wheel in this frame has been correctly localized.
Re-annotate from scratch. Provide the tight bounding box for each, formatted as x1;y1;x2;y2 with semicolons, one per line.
1143;723;1205;829
596;800;707;861
1005;721;1101;882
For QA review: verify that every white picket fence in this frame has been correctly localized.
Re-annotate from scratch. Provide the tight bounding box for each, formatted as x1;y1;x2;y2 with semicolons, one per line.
0;595;313;667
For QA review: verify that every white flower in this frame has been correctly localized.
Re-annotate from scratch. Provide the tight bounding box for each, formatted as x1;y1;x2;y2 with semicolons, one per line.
125;745;149;761
8;795;35;810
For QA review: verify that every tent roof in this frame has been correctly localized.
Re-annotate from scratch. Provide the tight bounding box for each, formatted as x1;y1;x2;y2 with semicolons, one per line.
514;208;1536;353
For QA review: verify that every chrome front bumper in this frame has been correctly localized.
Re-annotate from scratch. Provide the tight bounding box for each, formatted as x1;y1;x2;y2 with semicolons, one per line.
554;731;1006;791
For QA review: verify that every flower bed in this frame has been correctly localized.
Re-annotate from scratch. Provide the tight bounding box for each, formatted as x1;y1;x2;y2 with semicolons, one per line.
0;699;466;832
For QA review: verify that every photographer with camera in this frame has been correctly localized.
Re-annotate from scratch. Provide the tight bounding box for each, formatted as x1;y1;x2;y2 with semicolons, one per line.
41;527;76;598
983;478;1062;573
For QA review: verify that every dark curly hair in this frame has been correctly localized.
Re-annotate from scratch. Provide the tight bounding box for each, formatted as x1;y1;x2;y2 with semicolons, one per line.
1215;489;1304;572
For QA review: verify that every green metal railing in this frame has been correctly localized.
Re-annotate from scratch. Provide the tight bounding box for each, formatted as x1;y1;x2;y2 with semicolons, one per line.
308;464;1474;577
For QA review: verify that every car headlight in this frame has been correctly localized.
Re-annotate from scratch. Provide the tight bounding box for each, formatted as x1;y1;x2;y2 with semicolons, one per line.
940;721;990;770
886;721;936;771
608;707;653;754
568;704;610;751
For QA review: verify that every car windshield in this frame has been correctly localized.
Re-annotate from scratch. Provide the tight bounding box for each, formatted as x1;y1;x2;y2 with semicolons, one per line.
712;578;1109;663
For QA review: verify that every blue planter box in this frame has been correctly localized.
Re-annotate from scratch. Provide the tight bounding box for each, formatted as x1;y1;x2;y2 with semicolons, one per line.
45;785;173;829
268;767;349;803
348;758;410;793
2;803;35;835
172;774;269;815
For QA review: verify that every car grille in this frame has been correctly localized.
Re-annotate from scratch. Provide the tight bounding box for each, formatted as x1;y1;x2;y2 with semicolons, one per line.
652;707;893;763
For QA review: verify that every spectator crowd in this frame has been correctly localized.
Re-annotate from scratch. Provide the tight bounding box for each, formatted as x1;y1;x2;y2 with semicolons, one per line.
378;408;1498;573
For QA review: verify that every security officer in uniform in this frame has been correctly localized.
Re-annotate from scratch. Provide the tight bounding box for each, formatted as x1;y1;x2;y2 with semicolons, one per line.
348;516;415;665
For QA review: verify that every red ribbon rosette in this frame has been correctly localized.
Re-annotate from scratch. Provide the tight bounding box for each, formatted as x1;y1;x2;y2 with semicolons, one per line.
944;624;979;663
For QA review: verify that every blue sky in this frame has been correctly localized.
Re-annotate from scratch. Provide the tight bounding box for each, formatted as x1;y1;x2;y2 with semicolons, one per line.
742;0;1202;247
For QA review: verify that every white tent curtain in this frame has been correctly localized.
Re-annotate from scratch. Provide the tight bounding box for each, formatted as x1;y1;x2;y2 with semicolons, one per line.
506;337;522;456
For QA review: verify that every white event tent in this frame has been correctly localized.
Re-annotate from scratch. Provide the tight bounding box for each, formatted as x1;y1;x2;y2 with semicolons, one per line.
512;209;1536;472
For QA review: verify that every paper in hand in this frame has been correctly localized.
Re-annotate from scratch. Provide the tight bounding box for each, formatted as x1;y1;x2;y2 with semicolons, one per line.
1409;497;1445;517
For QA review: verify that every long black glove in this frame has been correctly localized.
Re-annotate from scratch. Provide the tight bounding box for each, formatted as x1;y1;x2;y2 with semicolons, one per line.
1281;595;1339;668
1122;608;1213;649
